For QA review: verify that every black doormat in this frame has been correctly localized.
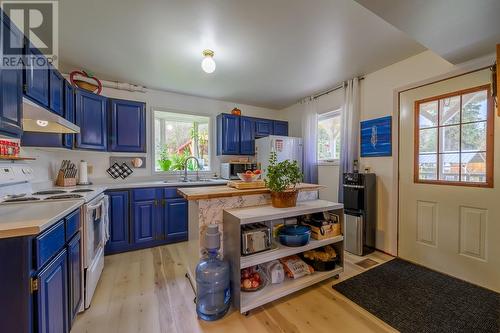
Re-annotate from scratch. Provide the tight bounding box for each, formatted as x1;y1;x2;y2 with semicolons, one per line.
333;258;499;333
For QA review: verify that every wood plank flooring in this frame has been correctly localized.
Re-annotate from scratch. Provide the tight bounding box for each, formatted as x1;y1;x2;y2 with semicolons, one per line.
72;243;397;333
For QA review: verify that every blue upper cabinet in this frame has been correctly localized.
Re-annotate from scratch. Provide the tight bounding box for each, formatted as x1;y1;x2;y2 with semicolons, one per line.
49;66;64;116
108;98;146;152
0;12;23;138
255;118;273;137
63;81;75;149
24;45;50;107
75;88;108;151
240;116;255;155
273;120;289;136
217;113;240;155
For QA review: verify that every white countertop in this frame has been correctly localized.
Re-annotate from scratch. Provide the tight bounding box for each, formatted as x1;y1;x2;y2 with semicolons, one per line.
0;200;83;239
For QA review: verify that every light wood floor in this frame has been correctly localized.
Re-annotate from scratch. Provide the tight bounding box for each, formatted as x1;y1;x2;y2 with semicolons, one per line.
72;243;397;333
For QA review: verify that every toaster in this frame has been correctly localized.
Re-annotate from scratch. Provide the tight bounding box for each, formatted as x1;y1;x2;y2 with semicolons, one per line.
241;223;272;255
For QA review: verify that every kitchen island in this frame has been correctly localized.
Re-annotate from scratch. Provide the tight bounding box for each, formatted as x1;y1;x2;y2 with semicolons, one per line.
177;183;324;286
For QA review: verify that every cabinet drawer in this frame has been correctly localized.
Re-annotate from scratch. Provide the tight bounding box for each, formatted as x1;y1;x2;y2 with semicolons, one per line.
65;209;80;241
34;220;65;269
163;188;181;199
132;188;157;201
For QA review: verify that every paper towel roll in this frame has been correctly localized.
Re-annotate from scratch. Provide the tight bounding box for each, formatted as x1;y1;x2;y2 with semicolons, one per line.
79;160;88;184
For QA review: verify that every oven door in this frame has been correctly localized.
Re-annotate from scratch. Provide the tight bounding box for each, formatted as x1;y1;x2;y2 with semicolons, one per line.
84;197;106;267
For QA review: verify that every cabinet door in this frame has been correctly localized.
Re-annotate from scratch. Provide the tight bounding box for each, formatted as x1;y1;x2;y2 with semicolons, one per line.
108;99;146;152
67;233;82;328
240;116;255;155
75;88;108;151
49;67;64;115
217;114;240;155
0;13;23;138
24;46;50;107
63;82;75;149
105;191;130;254
35;249;68;333
132;200;157;244
163;198;188;242
255;118;273;137
273;120;289;136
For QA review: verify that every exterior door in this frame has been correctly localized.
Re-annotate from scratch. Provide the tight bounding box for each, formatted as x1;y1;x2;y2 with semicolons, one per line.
399;69;500;291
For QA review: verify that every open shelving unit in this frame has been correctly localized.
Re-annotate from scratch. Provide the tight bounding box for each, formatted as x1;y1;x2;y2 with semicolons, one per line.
223;200;344;314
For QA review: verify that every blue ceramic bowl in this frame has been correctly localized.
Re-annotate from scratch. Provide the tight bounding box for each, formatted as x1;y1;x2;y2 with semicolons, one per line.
279;225;311;247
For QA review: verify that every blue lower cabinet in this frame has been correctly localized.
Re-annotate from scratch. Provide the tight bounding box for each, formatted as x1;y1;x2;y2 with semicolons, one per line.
67;233;82;327
164;198;188;242
105;191;130;254
132;200;158;244
273;120;289;136
35;248;69;333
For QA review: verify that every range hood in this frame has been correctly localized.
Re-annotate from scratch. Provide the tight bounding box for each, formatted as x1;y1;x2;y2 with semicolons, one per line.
22;97;80;134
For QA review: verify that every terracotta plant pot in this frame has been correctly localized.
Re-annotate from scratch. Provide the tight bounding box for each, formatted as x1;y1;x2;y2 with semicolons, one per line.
271;190;298;208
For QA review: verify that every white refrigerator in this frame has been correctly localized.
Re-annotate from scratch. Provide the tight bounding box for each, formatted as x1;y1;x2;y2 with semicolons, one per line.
255;135;303;177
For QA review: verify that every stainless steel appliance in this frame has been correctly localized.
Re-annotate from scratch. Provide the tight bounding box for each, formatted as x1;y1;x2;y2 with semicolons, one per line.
343;173;376;256
220;162;257;180
241;223;272;255
255;136;303;178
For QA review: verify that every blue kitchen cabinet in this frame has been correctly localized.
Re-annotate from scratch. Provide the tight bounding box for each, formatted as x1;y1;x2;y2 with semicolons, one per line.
217;113;240;155
35;248;69;333
164;198;188;242
24;45;50;108
255;118;273;137
108;98;146;152
67;232;82;327
239;116;255;155
75;88;108;151
49;66;64;115
0;12;23;138
105;191;130;254
273;120;289;136
132;200;158;244
63;81;75;149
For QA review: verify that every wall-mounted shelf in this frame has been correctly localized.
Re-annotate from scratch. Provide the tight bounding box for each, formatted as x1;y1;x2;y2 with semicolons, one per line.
0;155;36;161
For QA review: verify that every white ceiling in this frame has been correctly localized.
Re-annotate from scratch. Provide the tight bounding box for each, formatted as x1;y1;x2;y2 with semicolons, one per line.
354;0;500;64
59;0;425;109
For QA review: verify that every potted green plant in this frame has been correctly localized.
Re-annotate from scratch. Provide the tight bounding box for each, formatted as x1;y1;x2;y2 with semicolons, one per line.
264;152;303;208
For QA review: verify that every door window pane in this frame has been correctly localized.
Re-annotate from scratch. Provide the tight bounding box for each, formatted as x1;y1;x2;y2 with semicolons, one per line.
439;96;460;125
461;152;486;183
418;154;437;180
439;153;460;181
462;90;488;122
439;125;459;153
419;128;437;153
461;122;486;152
419;101;438;128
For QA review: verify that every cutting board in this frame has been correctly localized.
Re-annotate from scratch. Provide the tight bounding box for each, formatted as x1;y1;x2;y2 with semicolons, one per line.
227;180;266;189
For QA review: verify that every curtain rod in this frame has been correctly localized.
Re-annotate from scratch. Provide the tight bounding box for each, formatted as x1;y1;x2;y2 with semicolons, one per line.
312;76;365;100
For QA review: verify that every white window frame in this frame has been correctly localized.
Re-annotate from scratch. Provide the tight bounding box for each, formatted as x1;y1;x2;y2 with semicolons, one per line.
151;107;213;175
317;109;342;166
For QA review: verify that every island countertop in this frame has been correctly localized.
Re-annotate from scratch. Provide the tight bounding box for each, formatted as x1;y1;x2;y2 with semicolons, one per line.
177;183;324;200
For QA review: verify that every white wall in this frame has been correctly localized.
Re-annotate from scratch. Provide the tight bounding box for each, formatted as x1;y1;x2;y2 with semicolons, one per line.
23;86;281;185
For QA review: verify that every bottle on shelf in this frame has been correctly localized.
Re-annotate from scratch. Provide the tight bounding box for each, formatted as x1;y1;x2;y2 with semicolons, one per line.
195;224;231;321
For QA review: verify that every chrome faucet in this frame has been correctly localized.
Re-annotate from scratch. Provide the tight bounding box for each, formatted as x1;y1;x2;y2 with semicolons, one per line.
183;156;201;182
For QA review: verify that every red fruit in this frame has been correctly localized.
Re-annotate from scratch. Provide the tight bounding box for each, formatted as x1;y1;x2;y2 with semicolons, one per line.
253;169;262;175
251;273;260;282
242;270;250;279
251;280;259;288
245;170;253;175
242;279;252;289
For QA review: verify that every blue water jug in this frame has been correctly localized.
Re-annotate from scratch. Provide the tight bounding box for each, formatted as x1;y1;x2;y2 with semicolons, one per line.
196;224;231;321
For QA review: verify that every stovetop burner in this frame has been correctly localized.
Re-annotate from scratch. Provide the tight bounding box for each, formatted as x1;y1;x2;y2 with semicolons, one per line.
33;190;67;195
71;189;94;193
44;194;84;200
4;197;41;203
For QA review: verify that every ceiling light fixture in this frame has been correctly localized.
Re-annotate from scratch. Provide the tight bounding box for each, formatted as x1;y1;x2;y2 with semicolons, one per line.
36;120;49;127
201;49;216;74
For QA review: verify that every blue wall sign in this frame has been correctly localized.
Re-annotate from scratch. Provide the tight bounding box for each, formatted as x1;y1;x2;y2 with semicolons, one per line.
360;116;392;157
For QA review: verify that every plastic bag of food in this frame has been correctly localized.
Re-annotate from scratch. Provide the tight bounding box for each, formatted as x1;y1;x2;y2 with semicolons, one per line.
279;255;314;279
262;260;285;284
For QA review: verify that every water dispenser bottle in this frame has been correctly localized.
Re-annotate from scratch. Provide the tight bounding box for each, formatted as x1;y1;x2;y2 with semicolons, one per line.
196;224;231;321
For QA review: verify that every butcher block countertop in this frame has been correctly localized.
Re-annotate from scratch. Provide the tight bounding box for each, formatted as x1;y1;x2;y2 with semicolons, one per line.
177;183;324;200
0;200;83;239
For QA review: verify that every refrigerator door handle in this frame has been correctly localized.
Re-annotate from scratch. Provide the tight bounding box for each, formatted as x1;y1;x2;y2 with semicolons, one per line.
270;138;275;153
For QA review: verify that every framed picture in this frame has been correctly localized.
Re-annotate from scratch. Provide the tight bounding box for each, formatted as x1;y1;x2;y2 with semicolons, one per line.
360;116;392;157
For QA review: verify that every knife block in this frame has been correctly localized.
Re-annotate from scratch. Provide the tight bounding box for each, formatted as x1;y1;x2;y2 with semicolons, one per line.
55;170;77;187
